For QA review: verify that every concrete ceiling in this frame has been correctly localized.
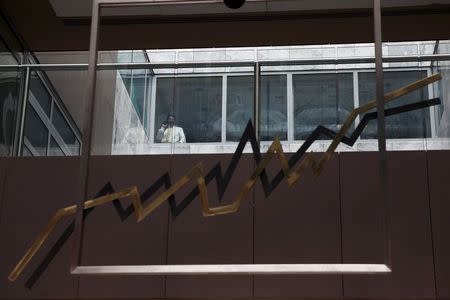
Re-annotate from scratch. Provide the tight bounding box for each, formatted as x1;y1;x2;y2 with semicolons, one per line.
48;0;450;18
2;0;450;51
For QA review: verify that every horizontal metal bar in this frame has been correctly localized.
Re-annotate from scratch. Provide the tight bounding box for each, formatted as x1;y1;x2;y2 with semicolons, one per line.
97;61;257;69
1;53;450;71
72;264;391;275
98;0;238;8
0;65;21;71
0;64;88;71
260;54;450;66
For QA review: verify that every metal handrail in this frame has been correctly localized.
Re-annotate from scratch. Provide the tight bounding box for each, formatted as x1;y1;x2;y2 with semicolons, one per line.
1;53;450;71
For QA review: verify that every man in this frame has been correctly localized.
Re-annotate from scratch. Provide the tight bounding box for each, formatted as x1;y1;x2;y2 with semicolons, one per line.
156;114;186;143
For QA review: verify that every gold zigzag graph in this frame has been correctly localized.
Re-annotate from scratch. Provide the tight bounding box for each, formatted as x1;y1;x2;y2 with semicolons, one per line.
8;73;441;282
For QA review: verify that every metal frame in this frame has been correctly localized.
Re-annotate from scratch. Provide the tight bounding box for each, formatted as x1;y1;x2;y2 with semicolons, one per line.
1;54;450;72
16;68;82;157
221;74;227;143
27;92;76;156
147;68;432;149
373;0;391;269
27;54;83;137
16;66;30;155
68;0;392;276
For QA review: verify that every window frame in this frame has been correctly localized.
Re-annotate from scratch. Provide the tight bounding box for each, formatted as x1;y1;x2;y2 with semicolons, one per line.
23;66;82;156
143;65;435;153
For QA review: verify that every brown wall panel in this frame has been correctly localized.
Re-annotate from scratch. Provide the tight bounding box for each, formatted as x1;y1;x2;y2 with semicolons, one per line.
340;152;384;264
253;153;342;298
165;154;253;299
78;155;170;298
0;151;446;300
342;151;435;299
0;157;80;299
427;151;450;299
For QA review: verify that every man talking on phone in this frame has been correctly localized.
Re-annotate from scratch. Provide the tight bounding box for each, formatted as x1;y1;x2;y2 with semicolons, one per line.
156;114;186;143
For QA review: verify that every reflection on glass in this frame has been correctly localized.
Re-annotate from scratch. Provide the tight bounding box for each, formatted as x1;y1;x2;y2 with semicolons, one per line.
260;75;287;141
359;71;430;139
22;145;33;156
29;72;52;116
226;75;287;141
24;106;48;156
227;76;253;141
154;76;222;143
52;105;80;155
0;38;19;65
49;136;64;156
120;72;147;123
293;73;354;140
0;71;19;156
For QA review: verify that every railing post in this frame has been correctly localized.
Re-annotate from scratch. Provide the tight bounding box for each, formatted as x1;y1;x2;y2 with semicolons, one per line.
15;65;30;156
71;0;100;272
254;62;260;142
373;0;391;269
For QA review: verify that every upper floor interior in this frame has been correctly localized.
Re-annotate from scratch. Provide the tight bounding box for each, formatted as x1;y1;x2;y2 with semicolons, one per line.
1;0;450;156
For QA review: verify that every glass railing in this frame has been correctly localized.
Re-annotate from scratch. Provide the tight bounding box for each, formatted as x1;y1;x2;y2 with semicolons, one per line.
1;41;450;156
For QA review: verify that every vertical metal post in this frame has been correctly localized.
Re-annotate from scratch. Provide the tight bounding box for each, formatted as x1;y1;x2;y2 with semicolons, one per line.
16;66;30;156
352;71;360;126
221;75;227;143
286;73;294;142
149;76;157;144
373;0;391;268
71;0;100;271
254;62;260;141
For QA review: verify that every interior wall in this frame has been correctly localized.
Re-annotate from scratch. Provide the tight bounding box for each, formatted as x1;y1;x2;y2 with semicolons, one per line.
0;151;449;299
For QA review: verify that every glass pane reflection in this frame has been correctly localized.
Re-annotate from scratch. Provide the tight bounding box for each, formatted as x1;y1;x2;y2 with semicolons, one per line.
260;75;287;141
359;71;430;139
226;75;287;141
0;71;19;156
49;136;64;156
29;72;52;117
293;73;354;140
52;105;80;155
154;76;222;143
24;106;48;156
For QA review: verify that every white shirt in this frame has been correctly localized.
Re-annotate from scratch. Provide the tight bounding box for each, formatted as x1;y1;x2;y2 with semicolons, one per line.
157;126;186;143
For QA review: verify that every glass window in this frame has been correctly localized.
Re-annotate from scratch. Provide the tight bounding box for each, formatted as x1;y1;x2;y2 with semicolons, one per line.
29;72;52;117
227;76;253;141
121;73;146;123
0;38;18;65
0;71;19;156
154;76;222;143
260;75;287;141
358;71;430;139
24;105;48;156
48;136;64;156
293;73;354;140
22;145;33;156
52;105;80;155
226;75;287;141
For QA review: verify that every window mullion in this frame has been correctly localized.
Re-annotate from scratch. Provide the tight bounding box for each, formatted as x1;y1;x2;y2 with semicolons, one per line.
287;72;294;143
221;75;227;143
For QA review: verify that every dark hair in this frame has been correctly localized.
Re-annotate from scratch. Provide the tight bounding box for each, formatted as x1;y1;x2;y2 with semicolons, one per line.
167;114;176;120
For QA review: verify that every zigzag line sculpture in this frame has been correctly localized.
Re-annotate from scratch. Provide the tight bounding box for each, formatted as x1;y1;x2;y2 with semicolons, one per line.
8;73;441;283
